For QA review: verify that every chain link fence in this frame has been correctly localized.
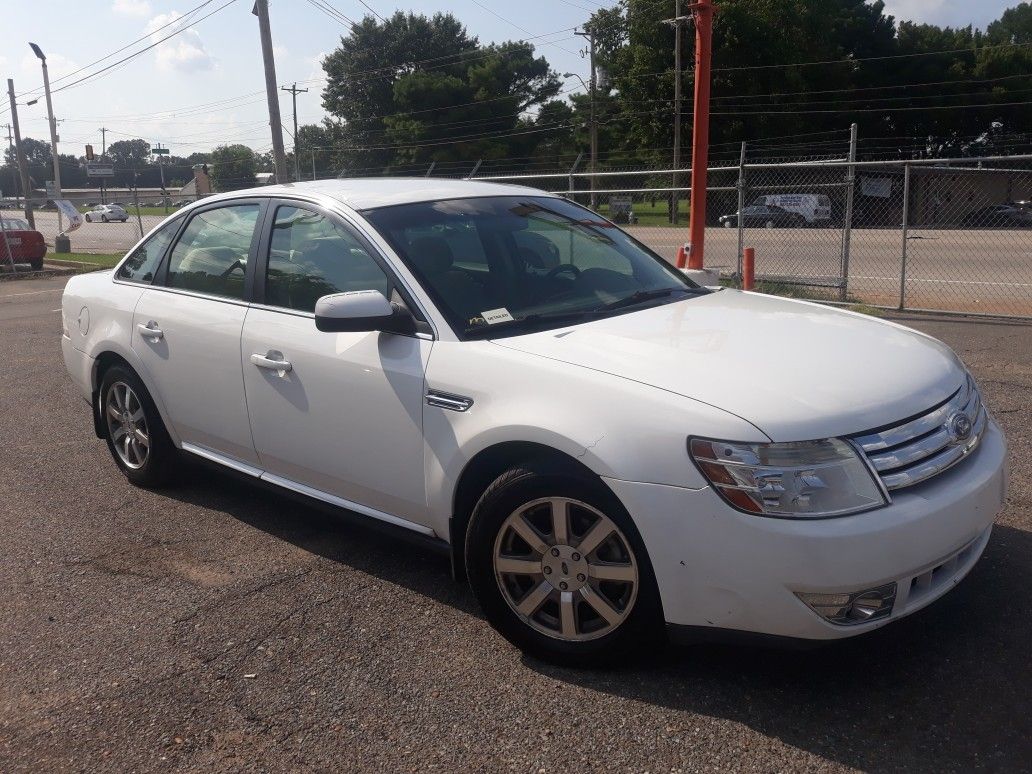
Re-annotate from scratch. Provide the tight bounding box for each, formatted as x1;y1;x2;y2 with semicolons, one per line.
6;155;1031;317
475;154;1032;318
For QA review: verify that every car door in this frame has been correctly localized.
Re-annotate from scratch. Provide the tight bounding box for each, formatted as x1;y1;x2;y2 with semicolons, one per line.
240;200;433;526
132;199;265;466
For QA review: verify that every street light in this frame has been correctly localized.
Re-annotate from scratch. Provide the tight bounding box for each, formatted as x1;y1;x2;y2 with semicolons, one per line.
29;41;63;231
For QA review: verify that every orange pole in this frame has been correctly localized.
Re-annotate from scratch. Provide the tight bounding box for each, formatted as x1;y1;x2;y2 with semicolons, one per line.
742;246;755;291
685;0;714;270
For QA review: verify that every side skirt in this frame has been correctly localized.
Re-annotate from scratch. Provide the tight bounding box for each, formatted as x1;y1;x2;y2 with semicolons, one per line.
179;442;450;556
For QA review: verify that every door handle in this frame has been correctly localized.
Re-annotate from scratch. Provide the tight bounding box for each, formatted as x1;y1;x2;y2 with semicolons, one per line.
250;351;292;373
137;321;163;340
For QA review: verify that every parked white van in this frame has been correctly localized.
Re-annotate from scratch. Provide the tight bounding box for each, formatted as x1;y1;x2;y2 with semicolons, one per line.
752;193;832;225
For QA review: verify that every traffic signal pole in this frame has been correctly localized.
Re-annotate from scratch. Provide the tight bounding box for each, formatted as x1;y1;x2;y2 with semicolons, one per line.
681;0;715;270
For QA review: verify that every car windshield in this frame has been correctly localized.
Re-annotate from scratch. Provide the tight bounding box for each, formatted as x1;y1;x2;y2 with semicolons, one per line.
362;196;705;338
1;218;30;230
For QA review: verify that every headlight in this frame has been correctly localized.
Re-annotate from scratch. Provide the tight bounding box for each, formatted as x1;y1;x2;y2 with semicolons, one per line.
689;437;887;518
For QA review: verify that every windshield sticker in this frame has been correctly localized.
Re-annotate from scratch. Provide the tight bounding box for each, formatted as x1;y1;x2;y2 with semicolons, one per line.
481;307;515;324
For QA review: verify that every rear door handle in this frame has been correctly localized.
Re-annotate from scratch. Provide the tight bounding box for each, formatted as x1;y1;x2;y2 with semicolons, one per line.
250;351;292;373
137;321;163;340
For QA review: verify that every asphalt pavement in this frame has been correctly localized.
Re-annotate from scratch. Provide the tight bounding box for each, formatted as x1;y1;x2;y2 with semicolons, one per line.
0;275;1030;772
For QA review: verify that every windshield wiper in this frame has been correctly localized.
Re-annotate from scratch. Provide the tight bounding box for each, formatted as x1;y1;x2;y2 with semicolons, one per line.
593;286;703;313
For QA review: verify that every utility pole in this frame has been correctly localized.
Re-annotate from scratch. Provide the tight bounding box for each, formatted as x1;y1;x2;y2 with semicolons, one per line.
4;123;18;208
575;27;598;208
682;0;715;271
665;1;688;225
98;127;109;203
254;0;288;184
281;83;308;182
7;79;34;228
29;43;63;231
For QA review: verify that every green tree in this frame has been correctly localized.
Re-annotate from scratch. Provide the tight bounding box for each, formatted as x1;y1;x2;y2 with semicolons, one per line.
210;144;257;191
320;11;560;170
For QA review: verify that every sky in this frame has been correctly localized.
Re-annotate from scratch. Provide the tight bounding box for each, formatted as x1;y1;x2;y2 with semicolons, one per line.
0;0;1018;158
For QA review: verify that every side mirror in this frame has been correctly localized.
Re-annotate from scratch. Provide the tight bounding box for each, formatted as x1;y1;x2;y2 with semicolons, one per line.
314;290;417;335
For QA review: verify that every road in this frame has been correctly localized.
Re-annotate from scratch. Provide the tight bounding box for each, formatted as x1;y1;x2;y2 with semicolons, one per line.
627;225;1032;316
0;275;1030;772
9;208;1032;316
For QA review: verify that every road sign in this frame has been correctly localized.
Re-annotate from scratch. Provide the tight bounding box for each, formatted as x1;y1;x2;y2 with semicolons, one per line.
85;144;95;161
150;147;170;155
86;162;115;178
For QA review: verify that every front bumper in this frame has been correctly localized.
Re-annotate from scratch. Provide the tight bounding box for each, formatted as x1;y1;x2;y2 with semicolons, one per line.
605;419;1008;640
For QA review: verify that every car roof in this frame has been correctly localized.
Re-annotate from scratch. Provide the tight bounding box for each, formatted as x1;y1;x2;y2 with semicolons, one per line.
196;177;555;211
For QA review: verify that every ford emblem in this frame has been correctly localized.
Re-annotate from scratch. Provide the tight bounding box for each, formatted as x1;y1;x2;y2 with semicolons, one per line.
948;412;973;442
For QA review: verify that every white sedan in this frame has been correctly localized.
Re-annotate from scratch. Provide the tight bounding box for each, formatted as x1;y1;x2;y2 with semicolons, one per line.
60;179;1007;665
84;204;129;223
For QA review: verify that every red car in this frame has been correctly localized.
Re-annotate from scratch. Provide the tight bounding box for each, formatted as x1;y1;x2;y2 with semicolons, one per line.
0;217;47;271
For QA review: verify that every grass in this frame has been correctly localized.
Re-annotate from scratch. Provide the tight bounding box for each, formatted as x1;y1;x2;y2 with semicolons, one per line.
49;252;121;267
597;199;692;228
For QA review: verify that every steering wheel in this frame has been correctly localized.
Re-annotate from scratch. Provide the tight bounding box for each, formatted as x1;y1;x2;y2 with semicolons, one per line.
545;263;581;279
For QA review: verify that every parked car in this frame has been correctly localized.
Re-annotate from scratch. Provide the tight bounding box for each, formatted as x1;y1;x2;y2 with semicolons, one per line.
0;217;46;270
719;204;805;228
752;193;833;225
61;179;1007;665
84;204;129;223
961;204;1032;228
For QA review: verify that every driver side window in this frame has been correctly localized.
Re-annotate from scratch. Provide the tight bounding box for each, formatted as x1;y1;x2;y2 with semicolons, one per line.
165;204;260;300
265;205;389;313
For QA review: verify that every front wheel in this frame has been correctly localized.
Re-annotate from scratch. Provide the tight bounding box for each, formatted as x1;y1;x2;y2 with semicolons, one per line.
466;464;663;666
99;365;179;487
764;219;775;229
102;215;109;223
85;215;91;222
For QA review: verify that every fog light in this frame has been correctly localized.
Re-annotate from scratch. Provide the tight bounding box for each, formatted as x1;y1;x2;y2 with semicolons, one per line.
796;582;897;625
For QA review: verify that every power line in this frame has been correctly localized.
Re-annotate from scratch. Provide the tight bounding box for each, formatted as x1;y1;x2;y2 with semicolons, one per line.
49;0;239;97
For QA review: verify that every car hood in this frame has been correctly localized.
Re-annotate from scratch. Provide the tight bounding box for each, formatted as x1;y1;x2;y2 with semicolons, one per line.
491;289;964;441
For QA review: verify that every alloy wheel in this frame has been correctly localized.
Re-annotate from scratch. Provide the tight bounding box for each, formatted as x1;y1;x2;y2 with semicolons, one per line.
493;497;639;642
105;381;150;469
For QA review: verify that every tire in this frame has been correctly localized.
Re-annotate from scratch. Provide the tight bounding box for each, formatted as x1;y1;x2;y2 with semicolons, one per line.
764;220;774;229
98;365;179;488
85;215;91;223
722;220;732;229
30;257;43;271
102;215;109;223
465;463;664;667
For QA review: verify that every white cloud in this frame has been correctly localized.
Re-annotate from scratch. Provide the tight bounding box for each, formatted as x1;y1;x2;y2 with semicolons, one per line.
304;52;327;83
146;11;215;73
112;0;152;16
20;51;80;80
273;45;289;60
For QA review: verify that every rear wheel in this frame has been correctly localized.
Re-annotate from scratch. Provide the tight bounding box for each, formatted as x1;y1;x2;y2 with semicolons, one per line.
466;464;663;666
30;257;43;271
99;365;179;487
85;214;91;223
102;215;109;223
764;219;775;229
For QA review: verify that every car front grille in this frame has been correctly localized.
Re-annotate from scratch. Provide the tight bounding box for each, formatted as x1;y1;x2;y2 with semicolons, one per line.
851;375;987;492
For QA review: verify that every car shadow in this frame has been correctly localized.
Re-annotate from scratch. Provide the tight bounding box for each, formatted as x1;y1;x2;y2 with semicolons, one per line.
161;463;1031;771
